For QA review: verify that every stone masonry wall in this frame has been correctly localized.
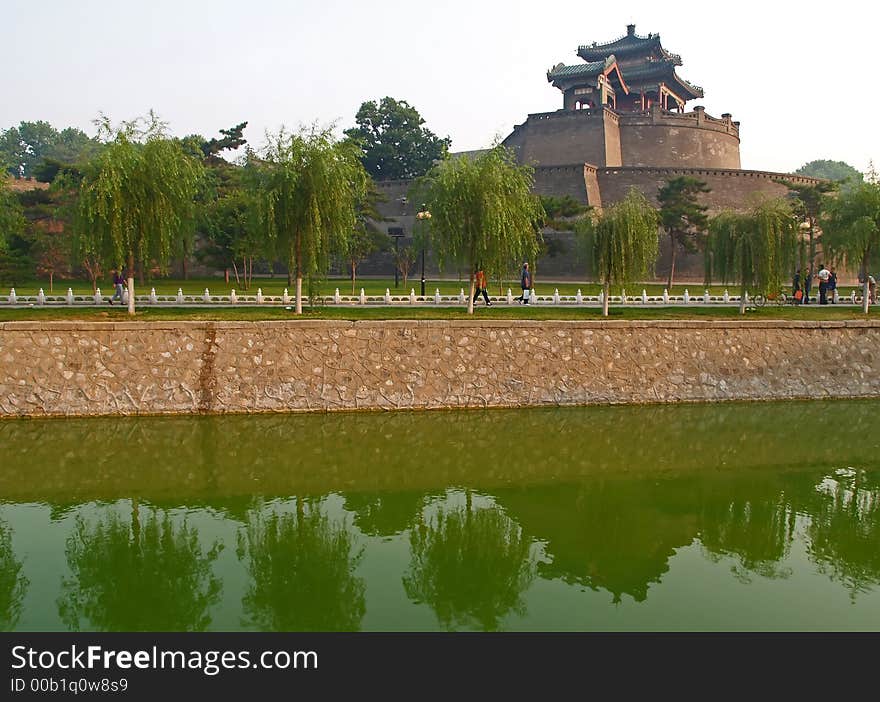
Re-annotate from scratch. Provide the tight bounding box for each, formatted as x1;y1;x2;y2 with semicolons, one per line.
2;320;879;417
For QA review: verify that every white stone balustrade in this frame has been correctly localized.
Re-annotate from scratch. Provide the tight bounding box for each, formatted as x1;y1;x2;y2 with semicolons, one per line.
435;288;441;304
459;289;466;304
176;288;185;304
384;289;392;304
282;289;291;304
203;288;211;303
9;288;16;304
66;288;74;305
37;288;45;305
150;288;158;304
230;289;237;304
553;289;560;304
256;288;264;304
94;288;102;305
507;288;514;305
576;289;583;304
663;289;669;304
410;288;416;304
334;288;341;304
684;289;690;304
642;289;648;304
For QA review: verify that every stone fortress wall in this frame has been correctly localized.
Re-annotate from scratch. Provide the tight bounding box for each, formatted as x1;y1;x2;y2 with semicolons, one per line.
502;104;743;171
2;320;878;418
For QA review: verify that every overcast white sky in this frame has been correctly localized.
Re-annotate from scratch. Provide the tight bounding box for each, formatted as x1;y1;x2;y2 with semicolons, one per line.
5;0;878;174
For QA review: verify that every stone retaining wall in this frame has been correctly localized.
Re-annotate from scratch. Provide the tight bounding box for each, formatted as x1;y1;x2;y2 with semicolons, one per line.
2;320;879;417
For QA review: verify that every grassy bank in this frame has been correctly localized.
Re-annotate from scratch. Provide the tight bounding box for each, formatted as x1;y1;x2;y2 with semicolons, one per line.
2;305;878;323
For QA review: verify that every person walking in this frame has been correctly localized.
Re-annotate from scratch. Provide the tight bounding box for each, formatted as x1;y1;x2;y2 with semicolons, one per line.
828;268;838;304
803;265;812;304
472;267;491;306
869;274;877;305
817;264;830;305
518;262;532;304
792;269;802;304
110;268;126;305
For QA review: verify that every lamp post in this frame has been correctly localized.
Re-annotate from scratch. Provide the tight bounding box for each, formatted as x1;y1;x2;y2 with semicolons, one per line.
416;206;431;297
388;227;405;288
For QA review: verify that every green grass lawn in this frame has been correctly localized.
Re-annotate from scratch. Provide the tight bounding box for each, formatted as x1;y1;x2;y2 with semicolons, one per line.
3;276;840;299
2;304;878;323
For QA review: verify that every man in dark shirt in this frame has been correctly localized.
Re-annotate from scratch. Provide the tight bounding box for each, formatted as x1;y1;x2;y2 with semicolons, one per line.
111;269;125;305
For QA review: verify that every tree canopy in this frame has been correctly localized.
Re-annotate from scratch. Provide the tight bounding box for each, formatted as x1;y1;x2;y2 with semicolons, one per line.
344;97;451;181
658;176;710;290
822;181;880;313
578;188;659;316
0;178;26;251
795;160;863;191
705;198;798;313
75;114;204;311
255;126;368;313
0;121;102;179
417;146;544;313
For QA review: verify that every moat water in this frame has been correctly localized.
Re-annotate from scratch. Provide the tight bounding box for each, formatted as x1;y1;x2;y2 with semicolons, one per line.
1;401;878;631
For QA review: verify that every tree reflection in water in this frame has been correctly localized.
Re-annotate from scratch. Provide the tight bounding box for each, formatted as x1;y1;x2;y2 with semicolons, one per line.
403;491;536;631
57;504;222;631
698;480;796;582
801;468;880;599
0;519;28;631
236;498;366;631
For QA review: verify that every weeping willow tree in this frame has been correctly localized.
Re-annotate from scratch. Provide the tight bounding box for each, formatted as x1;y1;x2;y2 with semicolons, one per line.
75;113;203;314
418;146;544;314
577;188;659;316
822;182;880;314
255;127;367;314
705;198;798;314
0;177;26;252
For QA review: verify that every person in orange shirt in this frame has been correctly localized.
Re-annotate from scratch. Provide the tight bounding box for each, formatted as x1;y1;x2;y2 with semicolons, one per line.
473;267;491;306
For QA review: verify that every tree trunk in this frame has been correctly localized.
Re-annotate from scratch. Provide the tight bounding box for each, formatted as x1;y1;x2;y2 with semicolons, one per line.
602;281;610;316
49;271;54;293
131;498;140;544
127;252;136;315
863;253;871;315
667;234;677;291
231;260;241;286
224;268;229;285
468;274;475;314
295;234;303;315
351;261;357;296
739;283;746;315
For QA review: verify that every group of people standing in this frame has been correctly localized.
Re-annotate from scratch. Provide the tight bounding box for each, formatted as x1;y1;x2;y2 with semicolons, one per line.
792;265;838;305
471;262;533;306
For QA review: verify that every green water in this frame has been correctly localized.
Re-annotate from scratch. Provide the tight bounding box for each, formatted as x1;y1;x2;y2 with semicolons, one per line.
1;401;879;631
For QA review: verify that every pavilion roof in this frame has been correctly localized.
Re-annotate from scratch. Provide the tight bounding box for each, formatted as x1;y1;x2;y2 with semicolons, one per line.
547;55;629;93
578;27;663;62
621;62;704;99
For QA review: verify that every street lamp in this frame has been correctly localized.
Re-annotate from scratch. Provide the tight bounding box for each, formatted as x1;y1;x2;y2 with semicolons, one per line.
388;227;405;288
416;206;431;297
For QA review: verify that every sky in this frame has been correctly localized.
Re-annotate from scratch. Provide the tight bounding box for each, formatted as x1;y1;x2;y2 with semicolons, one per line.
5;0;879;174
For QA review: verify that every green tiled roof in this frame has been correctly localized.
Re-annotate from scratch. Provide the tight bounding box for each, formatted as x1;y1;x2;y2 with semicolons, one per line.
547;60;607;80
578;33;661;61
